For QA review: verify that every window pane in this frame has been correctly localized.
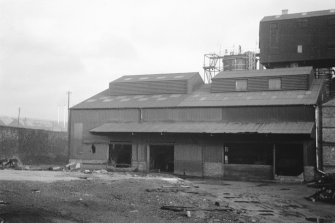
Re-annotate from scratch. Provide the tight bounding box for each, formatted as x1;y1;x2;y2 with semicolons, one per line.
269;78;281;90
236;80;247;91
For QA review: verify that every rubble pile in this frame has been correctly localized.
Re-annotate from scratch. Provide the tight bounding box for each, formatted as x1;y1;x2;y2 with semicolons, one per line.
0;157;21;169
306;171;335;203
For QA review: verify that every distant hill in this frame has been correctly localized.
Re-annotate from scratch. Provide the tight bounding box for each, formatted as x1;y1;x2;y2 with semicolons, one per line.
0;116;67;132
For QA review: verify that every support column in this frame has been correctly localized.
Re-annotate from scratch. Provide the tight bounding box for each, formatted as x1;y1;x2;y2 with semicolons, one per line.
315;105;322;170
146;145;150;172
273;144;276;179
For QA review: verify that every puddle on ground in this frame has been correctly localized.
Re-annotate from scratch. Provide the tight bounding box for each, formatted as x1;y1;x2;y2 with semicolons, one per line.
259;213;274;216
306;217;335;223
258;210;274;213
234;201;261;204
0;210;78;223
284;204;301;209
280;188;290;191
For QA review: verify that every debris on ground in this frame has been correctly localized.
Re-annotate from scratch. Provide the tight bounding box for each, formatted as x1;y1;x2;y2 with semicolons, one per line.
306;171;335;204
0;201;9;206
0;157;22;169
48;166;62;171
65;162;81;171
161;205;234;212
93;169;108;174
146;185;211;196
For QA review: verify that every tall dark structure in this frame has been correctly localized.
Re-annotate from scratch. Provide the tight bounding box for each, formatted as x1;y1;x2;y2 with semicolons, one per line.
259;9;335;69
260;9;335;173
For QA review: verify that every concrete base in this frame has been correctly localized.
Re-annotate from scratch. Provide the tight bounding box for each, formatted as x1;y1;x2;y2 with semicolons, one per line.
132;161;147;171
203;162;222;178
303;166;315;181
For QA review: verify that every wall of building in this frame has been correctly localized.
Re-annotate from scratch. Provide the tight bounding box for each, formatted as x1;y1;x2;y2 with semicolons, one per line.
211;75;310;92
0;125;67;165
322;102;335;173
259;14;335;66
70;105;316;180
70;109;139;161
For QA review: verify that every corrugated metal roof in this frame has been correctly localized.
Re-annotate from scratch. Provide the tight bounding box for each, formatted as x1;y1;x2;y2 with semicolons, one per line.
90;122;314;134
71;79;323;109
109;72;203;96
112;72;200;83
261;9;335;22
213;67;312;79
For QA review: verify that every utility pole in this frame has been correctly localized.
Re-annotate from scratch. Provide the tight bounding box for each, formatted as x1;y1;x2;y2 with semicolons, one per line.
67;91;72;162
17;107;21;126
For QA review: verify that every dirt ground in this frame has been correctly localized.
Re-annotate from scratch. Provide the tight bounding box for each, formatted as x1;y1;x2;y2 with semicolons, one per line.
0;170;334;223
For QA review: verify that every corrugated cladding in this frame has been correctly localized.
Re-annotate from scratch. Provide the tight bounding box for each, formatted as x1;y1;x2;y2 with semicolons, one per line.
110;80;188;95
90;122;315;134
109;72;203;96
211;74;309;92
281;75;309;90
203;145;222;162
259;10;335;65
72;77;323;110
71;109;139;142
142;108;222;122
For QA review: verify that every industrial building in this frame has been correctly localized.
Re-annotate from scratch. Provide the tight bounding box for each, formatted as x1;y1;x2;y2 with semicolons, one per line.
259;8;335;174
69;67;324;181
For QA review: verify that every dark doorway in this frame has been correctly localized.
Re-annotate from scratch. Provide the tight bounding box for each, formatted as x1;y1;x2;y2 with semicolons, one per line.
150;145;174;172
109;143;132;168
276;144;303;176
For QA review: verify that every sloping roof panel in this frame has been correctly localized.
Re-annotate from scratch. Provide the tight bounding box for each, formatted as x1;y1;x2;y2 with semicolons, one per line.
90;122;314;134
109;72;203;96
112;72;200;83
72;79;323;109
261;9;335;22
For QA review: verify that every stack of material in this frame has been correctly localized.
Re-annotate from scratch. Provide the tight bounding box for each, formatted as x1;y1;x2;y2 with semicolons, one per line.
306;171;335;203
0;158;21;169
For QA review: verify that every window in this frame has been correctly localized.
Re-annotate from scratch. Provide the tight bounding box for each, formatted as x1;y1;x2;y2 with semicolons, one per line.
224;143;273;165
269;78;281;90
297;45;303;53
235;80;247;91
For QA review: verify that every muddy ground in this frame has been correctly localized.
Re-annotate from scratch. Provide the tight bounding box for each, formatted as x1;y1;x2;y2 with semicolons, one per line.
0;170;334;223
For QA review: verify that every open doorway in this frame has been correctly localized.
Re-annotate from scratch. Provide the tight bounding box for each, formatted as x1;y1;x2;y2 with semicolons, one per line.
150;145;174;172
275;144;303;176
109;143;132;168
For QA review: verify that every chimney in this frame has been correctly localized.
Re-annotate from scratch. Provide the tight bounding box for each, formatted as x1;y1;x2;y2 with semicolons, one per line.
282;9;288;15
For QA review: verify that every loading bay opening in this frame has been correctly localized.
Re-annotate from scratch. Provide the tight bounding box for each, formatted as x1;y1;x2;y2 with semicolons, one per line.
275;144;303;176
109;143;132;168
149;145;174;173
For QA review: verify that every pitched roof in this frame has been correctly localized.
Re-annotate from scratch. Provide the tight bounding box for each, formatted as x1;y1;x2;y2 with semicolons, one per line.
112;72;200;83
213;67;312;79
90;122;314;135
72;78;322;109
261;9;335;22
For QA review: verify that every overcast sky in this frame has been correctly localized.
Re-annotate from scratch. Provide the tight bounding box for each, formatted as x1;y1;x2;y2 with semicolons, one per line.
0;0;334;121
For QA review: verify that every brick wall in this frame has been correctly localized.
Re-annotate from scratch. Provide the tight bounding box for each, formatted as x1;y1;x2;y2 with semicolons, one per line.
322;101;335;173
0;125;68;165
